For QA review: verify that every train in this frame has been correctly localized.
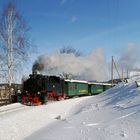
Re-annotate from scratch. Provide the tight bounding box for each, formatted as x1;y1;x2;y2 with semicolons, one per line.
21;72;112;105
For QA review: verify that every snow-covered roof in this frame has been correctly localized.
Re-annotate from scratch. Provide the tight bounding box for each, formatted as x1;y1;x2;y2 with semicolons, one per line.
65;80;112;86
65;79;88;83
88;82;112;86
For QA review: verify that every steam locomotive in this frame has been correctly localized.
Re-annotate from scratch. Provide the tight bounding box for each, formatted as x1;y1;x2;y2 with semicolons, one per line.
22;72;112;105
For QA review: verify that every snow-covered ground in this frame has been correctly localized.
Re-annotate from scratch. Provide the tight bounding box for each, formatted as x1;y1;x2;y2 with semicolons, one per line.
0;78;140;140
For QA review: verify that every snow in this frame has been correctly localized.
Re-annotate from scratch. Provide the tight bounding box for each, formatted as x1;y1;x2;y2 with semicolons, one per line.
65;79;88;83
1;78;140;140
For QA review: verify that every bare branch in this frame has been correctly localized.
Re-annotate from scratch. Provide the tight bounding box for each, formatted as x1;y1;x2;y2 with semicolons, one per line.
0;2;34;85
60;46;82;57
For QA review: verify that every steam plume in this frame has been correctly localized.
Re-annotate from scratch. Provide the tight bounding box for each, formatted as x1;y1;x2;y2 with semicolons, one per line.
32;48;110;81
118;44;140;70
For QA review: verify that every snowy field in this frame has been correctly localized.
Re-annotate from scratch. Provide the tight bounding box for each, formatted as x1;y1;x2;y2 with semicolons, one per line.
0;79;140;140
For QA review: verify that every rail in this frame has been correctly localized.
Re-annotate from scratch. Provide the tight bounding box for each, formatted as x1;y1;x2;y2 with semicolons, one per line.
0;105;27;115
0;98;11;106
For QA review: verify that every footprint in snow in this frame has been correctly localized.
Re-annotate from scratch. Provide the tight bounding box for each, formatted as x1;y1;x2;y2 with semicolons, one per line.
120;131;127;138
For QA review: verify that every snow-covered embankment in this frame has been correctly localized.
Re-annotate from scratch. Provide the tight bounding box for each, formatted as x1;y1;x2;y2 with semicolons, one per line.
1;79;140;140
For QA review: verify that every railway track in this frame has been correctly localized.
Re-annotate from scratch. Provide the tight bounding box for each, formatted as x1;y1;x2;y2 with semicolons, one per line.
0;99;11;106
0;103;28;115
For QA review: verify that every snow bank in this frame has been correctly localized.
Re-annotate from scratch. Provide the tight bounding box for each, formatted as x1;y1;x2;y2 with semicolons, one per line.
25;80;140;140
0;97;91;140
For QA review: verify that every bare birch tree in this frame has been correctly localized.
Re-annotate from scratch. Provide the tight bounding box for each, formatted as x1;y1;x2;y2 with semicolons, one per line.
0;2;32;86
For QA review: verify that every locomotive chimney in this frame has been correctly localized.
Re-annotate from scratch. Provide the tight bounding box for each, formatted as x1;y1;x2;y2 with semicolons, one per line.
32;59;44;74
33;71;37;75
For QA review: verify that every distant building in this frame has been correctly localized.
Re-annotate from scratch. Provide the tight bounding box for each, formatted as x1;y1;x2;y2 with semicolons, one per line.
0;84;21;99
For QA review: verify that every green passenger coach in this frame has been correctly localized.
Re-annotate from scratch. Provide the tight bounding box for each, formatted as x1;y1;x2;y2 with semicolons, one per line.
64;80;112;97
88;82;112;95
65;80;88;97
104;84;112;91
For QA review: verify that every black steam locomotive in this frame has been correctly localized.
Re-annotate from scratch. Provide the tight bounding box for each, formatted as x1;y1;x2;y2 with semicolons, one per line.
22;72;65;105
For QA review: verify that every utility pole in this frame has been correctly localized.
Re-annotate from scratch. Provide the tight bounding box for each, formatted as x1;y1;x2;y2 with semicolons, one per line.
122;68;124;81
111;56;123;85
111;56;114;86
127;69;129;78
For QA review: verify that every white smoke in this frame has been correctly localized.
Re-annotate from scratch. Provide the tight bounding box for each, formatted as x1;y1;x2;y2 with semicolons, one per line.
118;44;140;70
33;48;110;81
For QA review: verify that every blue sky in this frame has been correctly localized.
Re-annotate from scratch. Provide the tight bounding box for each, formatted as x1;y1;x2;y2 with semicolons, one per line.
0;0;140;80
